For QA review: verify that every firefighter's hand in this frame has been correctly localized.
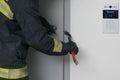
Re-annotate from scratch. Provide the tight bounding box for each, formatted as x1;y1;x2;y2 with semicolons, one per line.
68;41;79;55
63;41;79;55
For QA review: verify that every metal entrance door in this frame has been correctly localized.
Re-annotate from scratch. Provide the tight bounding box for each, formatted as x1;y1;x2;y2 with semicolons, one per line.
27;0;65;80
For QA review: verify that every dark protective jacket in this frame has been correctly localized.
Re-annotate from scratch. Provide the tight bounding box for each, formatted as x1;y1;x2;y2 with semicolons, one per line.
0;0;70;79
0;0;69;80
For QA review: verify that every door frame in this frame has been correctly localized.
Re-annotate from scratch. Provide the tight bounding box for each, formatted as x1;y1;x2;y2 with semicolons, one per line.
63;0;70;80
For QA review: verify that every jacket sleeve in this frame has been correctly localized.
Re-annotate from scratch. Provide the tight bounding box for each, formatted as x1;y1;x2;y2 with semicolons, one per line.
11;0;69;56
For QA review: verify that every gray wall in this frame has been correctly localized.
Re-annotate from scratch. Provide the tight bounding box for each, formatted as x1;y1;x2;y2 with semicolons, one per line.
71;0;120;80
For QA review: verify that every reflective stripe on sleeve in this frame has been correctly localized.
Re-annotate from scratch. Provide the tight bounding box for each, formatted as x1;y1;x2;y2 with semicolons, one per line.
0;66;28;79
53;38;63;52
0;0;13;20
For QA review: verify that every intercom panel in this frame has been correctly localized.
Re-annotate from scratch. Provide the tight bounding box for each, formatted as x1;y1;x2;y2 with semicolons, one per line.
103;3;119;33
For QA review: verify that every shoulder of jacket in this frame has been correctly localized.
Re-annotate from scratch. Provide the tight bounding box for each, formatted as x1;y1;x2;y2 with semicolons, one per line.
10;0;31;8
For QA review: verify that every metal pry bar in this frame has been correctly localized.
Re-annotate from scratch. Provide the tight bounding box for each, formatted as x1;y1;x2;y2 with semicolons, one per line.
64;31;79;66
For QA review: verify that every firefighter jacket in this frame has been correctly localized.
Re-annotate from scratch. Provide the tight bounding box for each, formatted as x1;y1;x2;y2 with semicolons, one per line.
0;0;70;79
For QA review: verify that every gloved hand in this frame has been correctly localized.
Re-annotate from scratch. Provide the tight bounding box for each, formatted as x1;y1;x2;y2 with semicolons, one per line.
62;41;79;55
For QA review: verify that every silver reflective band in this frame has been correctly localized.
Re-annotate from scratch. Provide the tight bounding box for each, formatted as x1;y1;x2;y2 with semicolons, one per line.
0;0;13;20
0;70;28;76
0;66;28;79
53;39;63;52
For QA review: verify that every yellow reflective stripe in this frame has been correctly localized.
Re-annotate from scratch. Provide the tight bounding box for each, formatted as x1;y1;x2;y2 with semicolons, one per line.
0;66;28;79
0;72;28;79
0;0;13;20
0;0;13;19
0;66;27;73
53;38;63;52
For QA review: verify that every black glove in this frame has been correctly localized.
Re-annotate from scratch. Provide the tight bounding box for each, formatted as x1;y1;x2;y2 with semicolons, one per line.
62;41;79;55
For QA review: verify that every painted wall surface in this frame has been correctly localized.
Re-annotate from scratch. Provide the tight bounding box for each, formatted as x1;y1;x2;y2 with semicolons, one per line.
70;0;120;80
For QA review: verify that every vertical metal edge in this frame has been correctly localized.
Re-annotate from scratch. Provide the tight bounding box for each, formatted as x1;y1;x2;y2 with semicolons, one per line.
63;0;70;80
63;0;65;79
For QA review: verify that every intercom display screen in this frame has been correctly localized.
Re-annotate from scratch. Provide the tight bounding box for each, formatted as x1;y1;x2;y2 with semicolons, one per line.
103;10;118;19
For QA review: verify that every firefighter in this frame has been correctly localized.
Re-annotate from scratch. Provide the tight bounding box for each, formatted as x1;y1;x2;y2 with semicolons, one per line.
0;0;79;80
